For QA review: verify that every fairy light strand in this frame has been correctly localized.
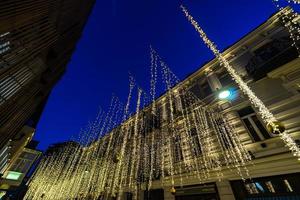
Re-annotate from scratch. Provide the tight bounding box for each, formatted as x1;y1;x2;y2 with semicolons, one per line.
181;5;300;159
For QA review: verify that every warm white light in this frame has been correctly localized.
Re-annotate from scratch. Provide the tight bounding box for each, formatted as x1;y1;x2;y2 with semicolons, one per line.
181;5;300;159
218;90;231;99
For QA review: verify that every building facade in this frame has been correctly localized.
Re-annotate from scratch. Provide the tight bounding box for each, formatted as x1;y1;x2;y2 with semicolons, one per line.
129;8;300;200
0;146;42;199
23;7;300;200
0;126;42;198
0;0;95;151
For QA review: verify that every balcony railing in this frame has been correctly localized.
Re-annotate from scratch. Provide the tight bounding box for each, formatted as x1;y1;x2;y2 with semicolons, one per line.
246;43;298;81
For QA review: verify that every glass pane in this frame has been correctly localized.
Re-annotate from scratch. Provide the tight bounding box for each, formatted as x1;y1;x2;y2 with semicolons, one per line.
265;181;276;193
189;84;201;98
218;71;232;87
255;182;265;193
271;178;286;193
237;106;255;117
284;179;293;192
245;183;259;194
200;82;212;97
243;118;261;142
6;171;23;180
251;115;271;139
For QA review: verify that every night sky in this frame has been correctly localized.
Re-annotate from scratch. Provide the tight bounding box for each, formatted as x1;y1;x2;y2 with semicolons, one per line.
34;0;279;150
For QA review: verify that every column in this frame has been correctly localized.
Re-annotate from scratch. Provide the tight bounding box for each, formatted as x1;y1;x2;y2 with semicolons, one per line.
216;180;236;200
163;187;175;200
206;69;222;91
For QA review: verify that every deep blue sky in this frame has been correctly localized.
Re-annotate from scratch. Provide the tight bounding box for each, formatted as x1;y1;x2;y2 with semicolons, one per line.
34;0;280;150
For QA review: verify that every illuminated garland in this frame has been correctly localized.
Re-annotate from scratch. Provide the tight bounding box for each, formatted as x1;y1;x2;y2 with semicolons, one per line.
26;7;300;198
181;5;300;159
272;0;300;55
285;0;300;4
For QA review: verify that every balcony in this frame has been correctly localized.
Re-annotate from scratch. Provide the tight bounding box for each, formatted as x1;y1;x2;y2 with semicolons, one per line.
246;39;299;81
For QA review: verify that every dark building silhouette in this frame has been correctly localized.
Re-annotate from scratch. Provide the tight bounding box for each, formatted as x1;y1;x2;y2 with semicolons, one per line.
0;139;42;199
0;0;96;148
45;141;80;156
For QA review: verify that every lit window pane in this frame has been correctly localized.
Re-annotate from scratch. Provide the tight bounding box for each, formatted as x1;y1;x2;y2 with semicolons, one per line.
0;191;6;199
284;179;293;192
6;171;22;180
245;183;259;194
265;181;276;193
255;182;265;193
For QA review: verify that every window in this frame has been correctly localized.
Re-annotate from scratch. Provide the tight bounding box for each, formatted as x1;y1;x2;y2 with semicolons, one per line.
0;66;34;105
218;71;232;87
255;182;265;193
0;41;10;55
10;151;39;174
231;173;300;199
142;112;159;135
215;118;235;149
265;181;276;193
125;192;132;200
190;128;202;156
5;171;23;180
190;84;202;98
0;191;6;199
246;37;298;80
238;106;271;142
144;189;164;200
0;144;10;174
173;135;183;162
244;183;259;194
0;32;10;55
200;81;213;97
284;179;294;192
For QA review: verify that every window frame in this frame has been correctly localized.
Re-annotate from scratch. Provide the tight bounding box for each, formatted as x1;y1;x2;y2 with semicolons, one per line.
238;106;272;142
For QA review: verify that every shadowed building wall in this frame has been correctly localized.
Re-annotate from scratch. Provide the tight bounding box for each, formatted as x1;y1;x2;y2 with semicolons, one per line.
0;0;95;148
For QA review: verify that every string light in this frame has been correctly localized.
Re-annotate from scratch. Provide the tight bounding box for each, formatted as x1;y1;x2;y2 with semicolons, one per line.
25;5;300;197
284;0;300;4
181;5;300;159
25;46;255;199
272;0;300;55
